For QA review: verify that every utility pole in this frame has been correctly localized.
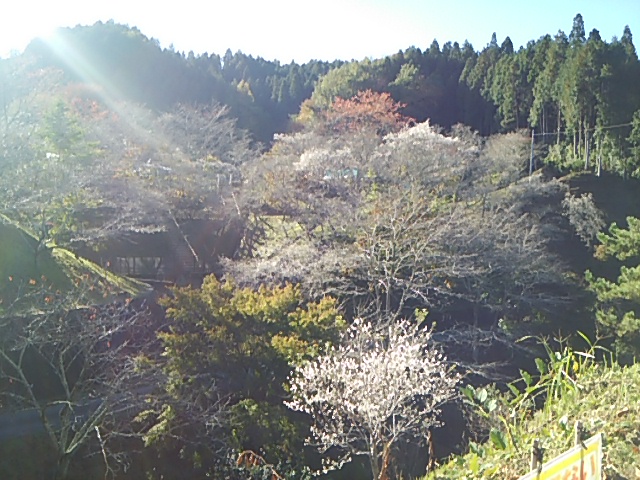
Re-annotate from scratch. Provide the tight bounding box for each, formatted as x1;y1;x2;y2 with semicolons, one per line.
584;130;591;171
529;129;535;176
596;132;602;177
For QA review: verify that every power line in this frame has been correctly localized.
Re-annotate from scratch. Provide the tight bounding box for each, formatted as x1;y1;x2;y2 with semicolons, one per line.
532;122;633;138
528;121;635;175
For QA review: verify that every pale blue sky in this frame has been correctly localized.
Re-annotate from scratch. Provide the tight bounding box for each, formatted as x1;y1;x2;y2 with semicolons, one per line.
1;0;638;62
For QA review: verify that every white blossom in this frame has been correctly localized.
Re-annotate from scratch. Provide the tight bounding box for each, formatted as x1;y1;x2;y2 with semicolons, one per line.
285;318;460;479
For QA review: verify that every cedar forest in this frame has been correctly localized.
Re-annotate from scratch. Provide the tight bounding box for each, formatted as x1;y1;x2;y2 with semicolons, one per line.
1;14;640;480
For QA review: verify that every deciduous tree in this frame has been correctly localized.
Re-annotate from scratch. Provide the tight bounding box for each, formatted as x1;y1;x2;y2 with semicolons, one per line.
0;284;152;480
286;317;460;479
323;89;409;136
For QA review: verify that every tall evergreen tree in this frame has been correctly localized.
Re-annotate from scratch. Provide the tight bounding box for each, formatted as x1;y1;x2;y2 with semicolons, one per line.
529;34;555;133
429;39;441;56
569;13;586;46
463;34;502;133
501;36;514;55
621;25;638;61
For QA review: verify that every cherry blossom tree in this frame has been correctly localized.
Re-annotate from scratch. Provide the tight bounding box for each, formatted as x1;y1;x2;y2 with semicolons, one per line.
285;318;460;479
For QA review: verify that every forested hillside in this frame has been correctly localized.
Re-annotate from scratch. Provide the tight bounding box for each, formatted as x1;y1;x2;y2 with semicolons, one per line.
306;14;640;177
1;13;640;480
22;20;341;143
20;14;640;158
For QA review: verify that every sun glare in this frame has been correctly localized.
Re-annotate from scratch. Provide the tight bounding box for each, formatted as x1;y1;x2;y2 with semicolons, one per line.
3;13;76;58
0;24;34;58
0;1;112;58
38;29;161;155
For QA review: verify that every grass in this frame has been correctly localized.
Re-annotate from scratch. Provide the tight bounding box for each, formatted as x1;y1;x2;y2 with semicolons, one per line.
425;340;640;480
424;171;640;479
0;215;149;314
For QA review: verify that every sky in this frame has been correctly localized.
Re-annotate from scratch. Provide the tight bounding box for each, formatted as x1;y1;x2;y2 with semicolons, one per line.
1;0;639;63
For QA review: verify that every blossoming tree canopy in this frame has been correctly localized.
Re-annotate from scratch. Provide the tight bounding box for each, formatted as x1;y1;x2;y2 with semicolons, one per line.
286;318;460;479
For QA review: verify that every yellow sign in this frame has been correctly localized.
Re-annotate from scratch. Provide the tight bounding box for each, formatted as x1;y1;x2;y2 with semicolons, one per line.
519;433;602;480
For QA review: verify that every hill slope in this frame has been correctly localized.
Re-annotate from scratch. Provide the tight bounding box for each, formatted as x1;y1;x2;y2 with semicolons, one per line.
427;350;640;479
22;21;339;144
0;215;149;314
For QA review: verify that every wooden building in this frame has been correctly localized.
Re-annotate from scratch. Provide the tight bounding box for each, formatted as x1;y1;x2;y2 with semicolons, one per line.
78;218;244;283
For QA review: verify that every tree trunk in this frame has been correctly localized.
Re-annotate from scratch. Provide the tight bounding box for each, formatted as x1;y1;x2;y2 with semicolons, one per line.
584;129;590;170
379;442;393;480
577;117;583;158
426;428;435;473
370;441;380;480
54;453;72;480
596;134;602;176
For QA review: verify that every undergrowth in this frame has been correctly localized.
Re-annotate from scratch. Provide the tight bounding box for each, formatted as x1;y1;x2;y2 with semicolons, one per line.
426;335;640;479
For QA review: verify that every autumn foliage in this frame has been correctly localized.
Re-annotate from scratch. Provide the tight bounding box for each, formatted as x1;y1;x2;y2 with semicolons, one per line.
323;90;412;136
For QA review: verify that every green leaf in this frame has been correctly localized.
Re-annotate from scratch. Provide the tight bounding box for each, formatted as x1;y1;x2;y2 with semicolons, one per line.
520;369;533;387
576;330;593;348
477;388;488;403
469;453;480;473
507;383;520;398
460;385;475;402
469;441;484;457
489;428;507;450
535;358;547;375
